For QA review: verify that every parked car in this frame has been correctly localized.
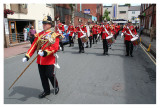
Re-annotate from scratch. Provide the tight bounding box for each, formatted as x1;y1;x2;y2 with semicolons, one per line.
62;25;69;44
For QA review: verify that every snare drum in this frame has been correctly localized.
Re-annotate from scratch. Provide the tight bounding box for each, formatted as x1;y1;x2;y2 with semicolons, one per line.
80;35;88;43
106;35;114;44
131;37;139;46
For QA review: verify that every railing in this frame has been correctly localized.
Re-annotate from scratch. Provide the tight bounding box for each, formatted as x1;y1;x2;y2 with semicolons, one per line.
9;32;30;45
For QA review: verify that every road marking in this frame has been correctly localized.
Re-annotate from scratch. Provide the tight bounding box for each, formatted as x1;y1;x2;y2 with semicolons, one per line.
140;43;156;65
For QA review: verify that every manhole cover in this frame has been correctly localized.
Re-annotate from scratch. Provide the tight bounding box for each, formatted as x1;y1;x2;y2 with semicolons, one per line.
112;83;123;91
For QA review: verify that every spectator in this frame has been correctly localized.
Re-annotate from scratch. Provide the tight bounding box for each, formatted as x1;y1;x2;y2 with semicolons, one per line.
23;26;28;42
27;25;30;40
139;24;144;36
29;26;36;44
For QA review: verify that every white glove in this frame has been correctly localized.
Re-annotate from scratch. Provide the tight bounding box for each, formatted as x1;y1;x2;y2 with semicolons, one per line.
54;53;59;59
38;50;44;56
54;63;60;69
22;57;27;62
121;33;124;38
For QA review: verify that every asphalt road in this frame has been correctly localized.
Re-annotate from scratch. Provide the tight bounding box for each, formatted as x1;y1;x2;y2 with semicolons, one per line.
4;35;156;104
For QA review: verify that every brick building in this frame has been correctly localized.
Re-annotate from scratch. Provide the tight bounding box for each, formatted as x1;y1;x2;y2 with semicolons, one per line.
55;4;103;26
139;4;156;36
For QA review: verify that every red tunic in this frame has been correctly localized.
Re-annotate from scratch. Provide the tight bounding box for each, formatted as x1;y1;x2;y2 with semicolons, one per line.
110;24;116;35
76;25;87;38
25;29;60;65
101;24;110;39
55;23;65;34
92;25;98;35
67;25;75;36
122;26;137;41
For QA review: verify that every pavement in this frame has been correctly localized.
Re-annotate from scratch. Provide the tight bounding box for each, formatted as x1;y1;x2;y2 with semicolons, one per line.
4;35;156;104
4;43;31;59
140;34;156;58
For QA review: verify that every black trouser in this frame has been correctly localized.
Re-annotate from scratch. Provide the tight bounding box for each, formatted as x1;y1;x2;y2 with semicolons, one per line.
59;41;64;51
30;37;35;44
78;38;84;52
69;36;74;46
38;64;58;93
114;34;117;40
125;40;133;55
103;39;108;53
93;34;97;44
86;36;93;48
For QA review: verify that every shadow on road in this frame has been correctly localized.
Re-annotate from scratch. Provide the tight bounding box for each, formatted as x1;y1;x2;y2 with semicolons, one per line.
7;86;41;101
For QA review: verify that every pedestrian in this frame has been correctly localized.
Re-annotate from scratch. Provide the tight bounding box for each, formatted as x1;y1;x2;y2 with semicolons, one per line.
55;17;65;51
23;26;28;42
27;25;30;41
22;16;60;98
29;26;36;44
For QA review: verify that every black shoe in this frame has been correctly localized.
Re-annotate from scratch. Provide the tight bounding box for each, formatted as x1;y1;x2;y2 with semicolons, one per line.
125;54;129;56
85;46;88;48
79;51;81;53
69;45;71;47
106;52;108;55
54;87;59;95
130;55;133;57
81;50;84;53
39;92;50;98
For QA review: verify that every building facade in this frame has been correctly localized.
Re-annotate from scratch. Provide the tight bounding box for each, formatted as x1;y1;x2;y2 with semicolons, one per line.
139;4;156;36
128;6;140;24
103;4;129;20
4;4;55;47
55;4;103;26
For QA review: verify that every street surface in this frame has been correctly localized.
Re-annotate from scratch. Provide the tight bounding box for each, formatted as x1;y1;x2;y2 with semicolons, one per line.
4;35;156;104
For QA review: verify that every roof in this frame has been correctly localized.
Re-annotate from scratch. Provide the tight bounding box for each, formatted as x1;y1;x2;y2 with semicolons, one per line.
128;6;140;11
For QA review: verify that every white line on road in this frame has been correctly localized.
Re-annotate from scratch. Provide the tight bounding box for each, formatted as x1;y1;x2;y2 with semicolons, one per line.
140;43;156;65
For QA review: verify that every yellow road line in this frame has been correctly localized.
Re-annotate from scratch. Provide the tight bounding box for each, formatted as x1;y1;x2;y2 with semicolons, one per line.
140;43;156;65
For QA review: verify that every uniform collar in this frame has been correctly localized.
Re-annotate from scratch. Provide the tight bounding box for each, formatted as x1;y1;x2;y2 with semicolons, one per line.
44;29;51;33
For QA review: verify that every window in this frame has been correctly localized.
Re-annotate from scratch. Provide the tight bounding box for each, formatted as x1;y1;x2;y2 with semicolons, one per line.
80;4;82;12
132;11;135;14
119;11;126;14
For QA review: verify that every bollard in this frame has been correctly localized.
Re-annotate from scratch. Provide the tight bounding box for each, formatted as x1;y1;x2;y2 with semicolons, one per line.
147;44;151;52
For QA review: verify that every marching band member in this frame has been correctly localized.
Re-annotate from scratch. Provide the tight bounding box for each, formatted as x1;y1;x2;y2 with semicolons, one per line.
55;17;65;51
121;20;138;57
92;22;98;44
110;21;116;40
115;23;120;40
22;16;60;98
97;23;102;42
86;19;94;48
67;21;75;47
76;19;86;53
101;19;111;55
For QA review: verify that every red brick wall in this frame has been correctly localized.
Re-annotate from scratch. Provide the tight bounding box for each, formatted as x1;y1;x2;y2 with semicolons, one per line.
65;14;89;26
56;4;71;9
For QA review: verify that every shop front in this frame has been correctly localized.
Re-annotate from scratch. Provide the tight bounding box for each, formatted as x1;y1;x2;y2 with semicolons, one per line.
8;19;35;45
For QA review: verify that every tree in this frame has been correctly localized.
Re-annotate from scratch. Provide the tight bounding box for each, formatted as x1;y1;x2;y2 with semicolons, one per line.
125;3;131;7
103;9;110;21
69;4;76;26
